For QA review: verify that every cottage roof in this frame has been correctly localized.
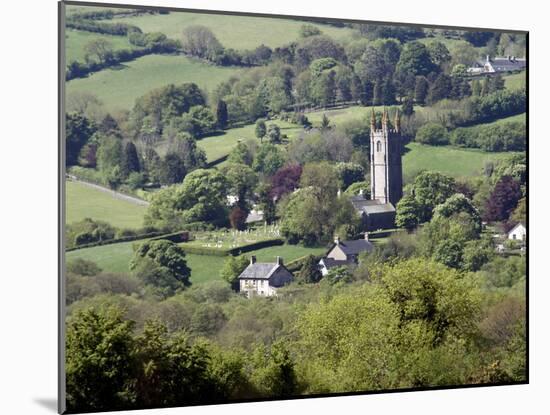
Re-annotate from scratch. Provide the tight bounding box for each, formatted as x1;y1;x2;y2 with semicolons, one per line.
332;238;374;256
238;262;288;280
508;222;526;234
477;56;526;71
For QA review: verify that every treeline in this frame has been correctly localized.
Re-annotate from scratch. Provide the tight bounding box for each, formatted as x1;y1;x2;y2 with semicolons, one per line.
65;254;526;412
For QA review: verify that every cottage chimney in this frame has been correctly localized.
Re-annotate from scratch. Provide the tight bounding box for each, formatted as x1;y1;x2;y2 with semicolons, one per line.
276;256;283;265
250;256;256;265
364;232;369;241
334;236;340;245
486;55;490;63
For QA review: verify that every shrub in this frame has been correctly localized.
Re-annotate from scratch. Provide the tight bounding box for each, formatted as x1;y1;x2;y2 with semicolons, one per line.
415;123;449;145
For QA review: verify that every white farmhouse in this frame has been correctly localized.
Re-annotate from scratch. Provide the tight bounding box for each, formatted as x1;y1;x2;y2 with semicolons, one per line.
238;256;293;298
508;223;526;242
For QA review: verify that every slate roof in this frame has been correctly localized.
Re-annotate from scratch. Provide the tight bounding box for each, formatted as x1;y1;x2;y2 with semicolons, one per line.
475;57;526;72
350;197;396;215
320;257;354;269
238;263;281;280
336;239;374;256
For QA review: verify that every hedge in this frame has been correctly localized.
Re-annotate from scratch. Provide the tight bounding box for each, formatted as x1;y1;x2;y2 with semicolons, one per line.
66;231;164;252
151;237;285;257
286;254;324;273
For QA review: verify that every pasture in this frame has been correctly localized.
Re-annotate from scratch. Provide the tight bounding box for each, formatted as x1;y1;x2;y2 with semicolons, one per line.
198;120;302;163
65;29;140;63
504;72;526;91
108;11;355;50
66;180;146;229
66;54;241;111
403;142;516;182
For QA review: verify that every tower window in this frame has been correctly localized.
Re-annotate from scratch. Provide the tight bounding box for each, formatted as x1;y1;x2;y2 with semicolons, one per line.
376;141;381;152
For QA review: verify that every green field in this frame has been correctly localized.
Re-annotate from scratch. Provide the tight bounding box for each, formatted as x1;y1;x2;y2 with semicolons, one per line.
108;12;355;50
66;54;241;111
403;142;516;182
65;29;141;63
198;120;302;162
504;72;526;91
66;180;146;229
67;239;325;285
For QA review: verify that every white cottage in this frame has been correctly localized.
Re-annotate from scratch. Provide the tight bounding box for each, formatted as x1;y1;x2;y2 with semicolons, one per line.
508;223;526;242
238;256;293;298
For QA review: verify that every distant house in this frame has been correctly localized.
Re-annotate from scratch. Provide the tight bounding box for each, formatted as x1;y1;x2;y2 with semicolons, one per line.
508;223;526;242
318;234;374;276
238;256;293;298
468;55;526;74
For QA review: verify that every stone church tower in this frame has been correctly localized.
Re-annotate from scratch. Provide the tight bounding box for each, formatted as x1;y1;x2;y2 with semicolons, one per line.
370;108;403;207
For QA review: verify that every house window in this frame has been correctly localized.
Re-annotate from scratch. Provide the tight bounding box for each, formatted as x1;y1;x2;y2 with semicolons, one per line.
376;141;381;152
513;234;517;240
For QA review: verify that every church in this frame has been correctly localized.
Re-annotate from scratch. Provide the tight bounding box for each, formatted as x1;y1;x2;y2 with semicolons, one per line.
350;108;403;231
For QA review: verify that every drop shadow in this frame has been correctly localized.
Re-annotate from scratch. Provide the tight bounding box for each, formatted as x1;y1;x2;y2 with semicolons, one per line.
34;398;57;412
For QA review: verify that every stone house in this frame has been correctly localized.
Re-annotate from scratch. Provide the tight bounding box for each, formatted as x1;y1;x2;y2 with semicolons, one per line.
238;256;293;298
508;222;526;242
318;234;374;276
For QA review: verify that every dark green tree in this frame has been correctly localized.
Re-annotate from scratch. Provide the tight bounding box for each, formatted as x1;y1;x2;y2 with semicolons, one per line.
160;152;187;185
414;76;429;105
255;119;267;142
121;141;141;178
296;255;322;283
216;99;228;129
66;113;96;165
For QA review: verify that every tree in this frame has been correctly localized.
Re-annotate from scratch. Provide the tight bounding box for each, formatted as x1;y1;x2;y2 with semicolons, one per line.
84;39;114;64
510;197;526;225
250;341;298;397
401;96;414;116
131;240;191;288
66;113;96;165
222;163;258;207
121;141;141;178
484;175;522;222
395;194;421;230
414;76;429;105
433;239;464;269
66;306;135;412
255;119;267;142
253;143;285;176
220;255;249;290
67;258;102;276
229;206;248;230
471;79;481;97
411;171;456;222
145;169;228;229
269;164;303;200
181;25;223;60
267;124;281;143
433;193;482;235
296;255;322;284
160;152;187;185
320;113;331;130
216;99;228;129
395;41;437;80
415;123;449;145
428;73;452;103
335;162;365;190
299;24;322;38
426;40;451;68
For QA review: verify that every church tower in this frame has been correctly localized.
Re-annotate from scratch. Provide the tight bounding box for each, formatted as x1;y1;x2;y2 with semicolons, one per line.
370;108;403;206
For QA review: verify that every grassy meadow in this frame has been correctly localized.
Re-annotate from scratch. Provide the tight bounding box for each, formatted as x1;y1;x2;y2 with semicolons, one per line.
403;142;515;182
65;29;141;63
108;12;355;50
67;239;325;285
504;71;526;91
66;54;241;111
66;180;146;229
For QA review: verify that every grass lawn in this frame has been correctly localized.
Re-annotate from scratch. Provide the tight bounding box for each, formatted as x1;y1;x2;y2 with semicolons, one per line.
108;12;355;50
65;29;141;63
66;54;241;111
198;120;302;163
403;142;517;182
67;240;226;285
305;105;395;127
66;180;146;229
504;72;526;91
245;244;327;263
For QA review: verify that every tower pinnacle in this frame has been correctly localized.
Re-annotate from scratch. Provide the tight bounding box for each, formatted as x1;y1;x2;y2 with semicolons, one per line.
394;109;401;133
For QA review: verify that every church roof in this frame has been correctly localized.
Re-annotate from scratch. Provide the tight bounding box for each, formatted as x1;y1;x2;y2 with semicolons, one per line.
350;197;396;215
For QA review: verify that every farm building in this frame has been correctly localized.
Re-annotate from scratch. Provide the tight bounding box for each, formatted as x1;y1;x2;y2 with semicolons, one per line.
238;256;293;298
318;234;374;276
468;55;526;74
508;222;526;242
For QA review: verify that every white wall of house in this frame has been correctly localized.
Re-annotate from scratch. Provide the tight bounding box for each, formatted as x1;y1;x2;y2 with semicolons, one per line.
508;224;527;241
240;278;278;298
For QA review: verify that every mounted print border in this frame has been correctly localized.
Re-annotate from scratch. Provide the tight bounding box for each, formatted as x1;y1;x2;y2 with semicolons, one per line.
59;1;528;413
